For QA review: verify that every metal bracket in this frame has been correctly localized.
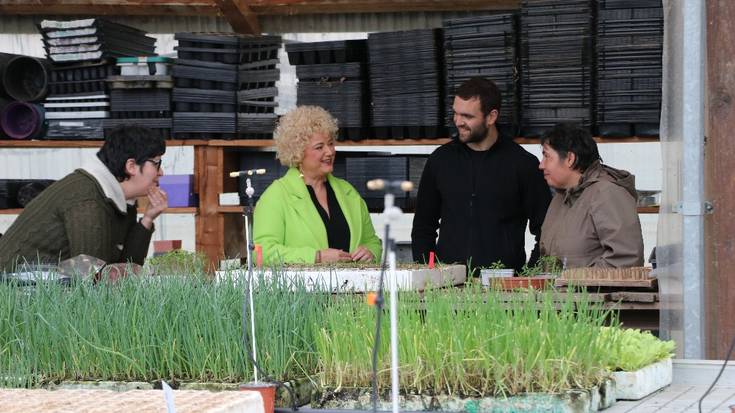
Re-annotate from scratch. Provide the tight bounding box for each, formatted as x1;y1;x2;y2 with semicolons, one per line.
673;201;714;215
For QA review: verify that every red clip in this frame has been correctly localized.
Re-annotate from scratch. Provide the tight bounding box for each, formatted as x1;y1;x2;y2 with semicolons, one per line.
428;251;435;269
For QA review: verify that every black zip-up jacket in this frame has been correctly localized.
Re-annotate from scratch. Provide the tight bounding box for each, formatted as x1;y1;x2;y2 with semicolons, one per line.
411;135;552;272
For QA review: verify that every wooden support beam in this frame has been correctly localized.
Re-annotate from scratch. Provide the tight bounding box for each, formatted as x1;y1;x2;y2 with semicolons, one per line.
214;0;261;34
0;0;218;16
248;0;519;15
0;0;519;16
705;0;735;359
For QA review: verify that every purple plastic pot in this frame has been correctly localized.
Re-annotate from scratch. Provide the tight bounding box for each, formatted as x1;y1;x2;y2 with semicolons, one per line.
0;101;46;140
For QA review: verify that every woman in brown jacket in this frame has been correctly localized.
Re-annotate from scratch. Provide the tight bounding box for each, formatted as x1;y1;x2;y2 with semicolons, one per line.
538;123;644;268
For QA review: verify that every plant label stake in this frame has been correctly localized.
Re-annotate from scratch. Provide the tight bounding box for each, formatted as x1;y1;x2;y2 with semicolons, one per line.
367;178;414;413
161;380;177;413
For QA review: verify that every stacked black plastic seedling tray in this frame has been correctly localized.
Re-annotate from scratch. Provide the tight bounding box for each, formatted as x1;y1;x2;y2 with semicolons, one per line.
43;93;110;140
346;156;410;211
172;33;281;139
368;29;446;140
37;19;155;140
405;156;428;211
596;0;662;137
237;37;281;138
38;19;155;64
43;60;118;139
286;40;370;141
104;57;174;140
443;13;520;137
520;0;594;137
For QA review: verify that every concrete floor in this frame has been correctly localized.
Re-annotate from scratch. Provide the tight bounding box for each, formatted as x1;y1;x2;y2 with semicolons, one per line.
607;384;735;412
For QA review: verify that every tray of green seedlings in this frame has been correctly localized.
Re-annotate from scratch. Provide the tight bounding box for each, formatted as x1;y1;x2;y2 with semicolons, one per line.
0;269;674;410
312;282;649;410
215;262;467;293
0;273;328;389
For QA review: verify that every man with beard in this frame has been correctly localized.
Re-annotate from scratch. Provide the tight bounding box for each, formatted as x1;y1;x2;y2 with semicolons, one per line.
411;77;551;273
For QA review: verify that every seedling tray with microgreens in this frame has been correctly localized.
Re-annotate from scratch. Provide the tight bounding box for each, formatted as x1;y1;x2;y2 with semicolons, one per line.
215;262;466;292
0;266;674;412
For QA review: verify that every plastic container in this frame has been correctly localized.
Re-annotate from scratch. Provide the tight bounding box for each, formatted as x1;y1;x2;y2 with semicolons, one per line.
481;268;515;286
117;56;173;76
0;101;46;139
2;55;49;102
158;174;196;207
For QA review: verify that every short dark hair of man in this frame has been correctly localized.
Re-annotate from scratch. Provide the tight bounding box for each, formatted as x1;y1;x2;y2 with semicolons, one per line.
455;77;502;117
98;125;166;182
540;123;602;172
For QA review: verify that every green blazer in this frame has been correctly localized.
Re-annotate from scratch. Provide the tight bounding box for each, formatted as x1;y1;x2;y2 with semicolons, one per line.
253;167;382;264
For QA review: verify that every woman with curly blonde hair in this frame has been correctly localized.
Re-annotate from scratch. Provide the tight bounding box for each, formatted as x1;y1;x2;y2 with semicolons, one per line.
253;106;382;264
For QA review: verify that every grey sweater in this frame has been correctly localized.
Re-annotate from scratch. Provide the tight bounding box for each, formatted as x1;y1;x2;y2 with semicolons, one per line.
0;170;153;272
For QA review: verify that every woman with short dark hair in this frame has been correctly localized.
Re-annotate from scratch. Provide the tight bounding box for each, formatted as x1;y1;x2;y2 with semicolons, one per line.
0;125;167;273
538;123;644;268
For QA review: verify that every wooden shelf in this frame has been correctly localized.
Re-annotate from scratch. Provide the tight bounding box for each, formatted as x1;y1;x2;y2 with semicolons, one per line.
516;136;660;144
152;207;199;214
217;206;245;214
207;139;277;147
0;139;208;148
0;207;198;215
0;136;659;149
203;136;658;148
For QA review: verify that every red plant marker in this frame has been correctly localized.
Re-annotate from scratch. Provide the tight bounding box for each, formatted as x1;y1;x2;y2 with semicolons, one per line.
255;244;263;268
428;251;435;269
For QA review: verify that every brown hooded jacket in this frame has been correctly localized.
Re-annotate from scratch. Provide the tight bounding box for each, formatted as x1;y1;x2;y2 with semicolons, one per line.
539;160;644;268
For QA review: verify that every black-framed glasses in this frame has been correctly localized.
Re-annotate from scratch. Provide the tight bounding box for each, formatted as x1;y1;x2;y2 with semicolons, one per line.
146;158;162;171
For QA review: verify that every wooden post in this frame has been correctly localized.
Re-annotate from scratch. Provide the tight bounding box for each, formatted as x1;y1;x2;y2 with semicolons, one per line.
705;0;735;359
195;145;225;271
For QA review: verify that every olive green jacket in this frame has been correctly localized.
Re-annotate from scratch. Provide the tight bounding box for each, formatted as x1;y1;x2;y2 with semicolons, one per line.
0;159;153;272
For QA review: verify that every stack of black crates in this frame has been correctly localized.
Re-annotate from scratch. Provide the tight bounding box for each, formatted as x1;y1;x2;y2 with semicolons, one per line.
0;180;55;209
368;29;446;139
286;40;370;141
443;13;520;137
38;18;155;140
595;0;663;137
520;0;594;137
172;33;281;139
104;57;174;140
345;156;428;211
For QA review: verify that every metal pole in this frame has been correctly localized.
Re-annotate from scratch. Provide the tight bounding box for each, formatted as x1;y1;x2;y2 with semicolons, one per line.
244;178;259;382
384;192;400;413
680;0;706;359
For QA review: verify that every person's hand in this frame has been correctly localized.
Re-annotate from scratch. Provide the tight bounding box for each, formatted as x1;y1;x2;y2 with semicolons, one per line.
141;186;168;229
350;245;374;262
318;248;352;263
